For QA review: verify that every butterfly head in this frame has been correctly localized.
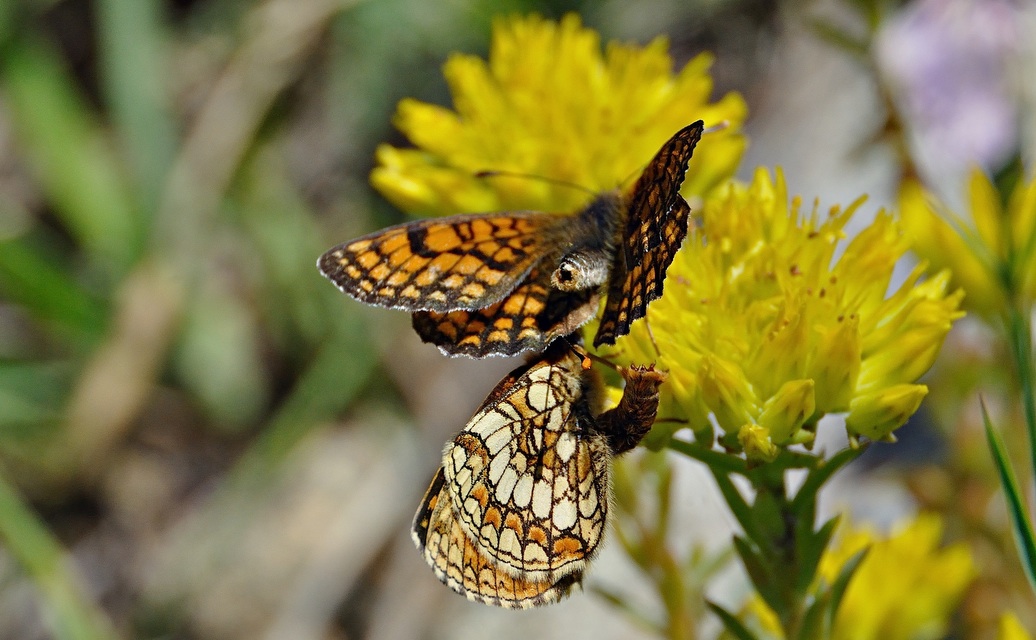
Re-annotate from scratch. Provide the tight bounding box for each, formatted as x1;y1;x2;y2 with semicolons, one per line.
550;252;610;292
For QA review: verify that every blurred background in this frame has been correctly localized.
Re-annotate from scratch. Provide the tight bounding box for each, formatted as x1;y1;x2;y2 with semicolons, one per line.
0;0;1033;638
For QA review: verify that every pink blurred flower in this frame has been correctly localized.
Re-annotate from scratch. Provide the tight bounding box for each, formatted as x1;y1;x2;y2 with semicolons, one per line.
876;0;1021;178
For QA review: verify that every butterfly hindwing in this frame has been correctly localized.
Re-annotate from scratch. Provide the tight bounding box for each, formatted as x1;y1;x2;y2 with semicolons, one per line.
411;340;668;607
593;121;704;346
412;267;601;357
319;211;564;313
443;347;610;578
412;468;583;609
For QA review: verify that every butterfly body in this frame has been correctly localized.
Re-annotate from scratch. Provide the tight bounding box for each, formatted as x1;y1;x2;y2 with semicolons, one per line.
411;340;666;608
320;121;705;356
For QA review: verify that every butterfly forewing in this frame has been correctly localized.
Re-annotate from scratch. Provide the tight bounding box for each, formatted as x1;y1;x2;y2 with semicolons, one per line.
320;122;706;356
319;212;565;313
593;121;704;347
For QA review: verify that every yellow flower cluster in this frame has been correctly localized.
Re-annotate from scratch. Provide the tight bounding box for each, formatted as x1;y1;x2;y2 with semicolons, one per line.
900;169;1036;319
751;514;975;640
597;169;964;458
370;13;747;217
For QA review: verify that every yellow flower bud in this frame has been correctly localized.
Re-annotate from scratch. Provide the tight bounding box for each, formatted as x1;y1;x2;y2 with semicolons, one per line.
846;384;928;440
737;424;779;463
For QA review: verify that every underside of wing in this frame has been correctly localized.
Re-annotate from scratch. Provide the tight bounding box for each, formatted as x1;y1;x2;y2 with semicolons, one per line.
413;266;601;357
594;121;703;346
319;211;562;313
442;351;610;578
413;467;583;609
594;196;691;346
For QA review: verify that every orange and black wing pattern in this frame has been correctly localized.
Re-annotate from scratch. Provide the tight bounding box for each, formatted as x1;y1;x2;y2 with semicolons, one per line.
412;267;600;357
318;212;564;313
594;121;704;347
411;341;667;608
412;468;583;609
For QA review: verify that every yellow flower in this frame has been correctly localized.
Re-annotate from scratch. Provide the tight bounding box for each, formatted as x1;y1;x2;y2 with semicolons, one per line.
749;513;976;640
999;612;1034;640
370;13;747;217
596;168;964;456
824;514;976;640
900;169;1036;319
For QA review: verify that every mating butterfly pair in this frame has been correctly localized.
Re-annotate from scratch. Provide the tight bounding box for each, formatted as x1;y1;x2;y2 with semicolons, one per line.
318;123;704;606
318;121;704;357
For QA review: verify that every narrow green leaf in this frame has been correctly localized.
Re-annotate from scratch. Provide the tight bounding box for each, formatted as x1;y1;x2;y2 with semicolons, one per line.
707;600;760;640
1;35;139;273
796;592;829;640
1;37;140;275
827;548;869;629
795;515;840;596
0;473;117;640
790;446;863;517
712;469;768;549
667;437;749;475
732;535;782;614
95;0;177;212
0;361;70;435
1007;307;1036;480
984;401;1036;591
0;235;108;340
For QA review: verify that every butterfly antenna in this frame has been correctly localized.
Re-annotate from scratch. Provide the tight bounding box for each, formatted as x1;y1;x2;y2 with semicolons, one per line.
474;170;597;197
644;315;662;359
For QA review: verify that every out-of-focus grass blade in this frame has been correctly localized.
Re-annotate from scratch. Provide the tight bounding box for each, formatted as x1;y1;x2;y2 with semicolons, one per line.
95;0;176;213
1;37;141;277
0;362;68;437
0;474;117;640
984;400;1036;592
0;236;107;343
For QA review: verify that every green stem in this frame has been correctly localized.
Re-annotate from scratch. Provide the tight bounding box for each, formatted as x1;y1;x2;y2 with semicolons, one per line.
667;438;749;475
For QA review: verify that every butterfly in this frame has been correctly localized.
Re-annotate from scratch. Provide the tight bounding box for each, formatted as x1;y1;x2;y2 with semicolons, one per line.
411;339;666;607
319;121;705;357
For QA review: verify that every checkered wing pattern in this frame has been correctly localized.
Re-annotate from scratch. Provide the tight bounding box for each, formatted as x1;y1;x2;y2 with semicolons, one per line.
411;267;601;358
593;121;704;347
413;468;583;609
411;347;609;608
319;212;564;313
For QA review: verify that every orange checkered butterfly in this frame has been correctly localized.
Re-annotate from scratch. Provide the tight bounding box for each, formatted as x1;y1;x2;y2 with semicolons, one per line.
411;339;666;607
318;121;705;357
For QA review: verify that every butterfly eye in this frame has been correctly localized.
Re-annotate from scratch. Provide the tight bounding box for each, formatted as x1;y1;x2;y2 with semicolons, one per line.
556;264;576;284
551;253;610;292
